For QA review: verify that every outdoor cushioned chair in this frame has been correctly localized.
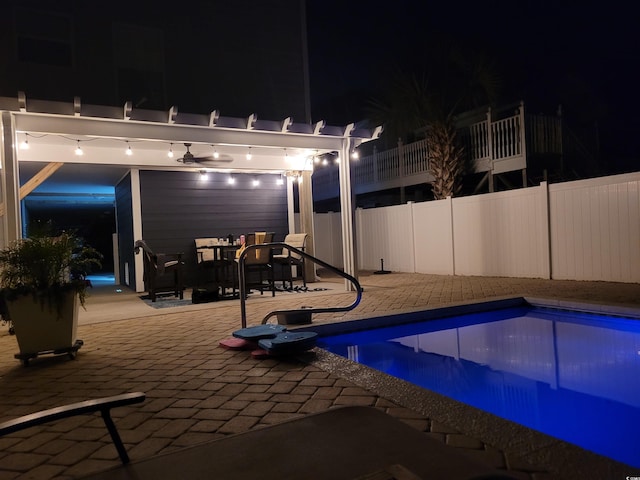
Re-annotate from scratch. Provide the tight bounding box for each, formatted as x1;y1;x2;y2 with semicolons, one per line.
237;232;275;297
272;233;308;290
134;240;184;302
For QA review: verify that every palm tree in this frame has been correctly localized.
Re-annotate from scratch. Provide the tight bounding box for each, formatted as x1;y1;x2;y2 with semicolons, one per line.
367;39;501;198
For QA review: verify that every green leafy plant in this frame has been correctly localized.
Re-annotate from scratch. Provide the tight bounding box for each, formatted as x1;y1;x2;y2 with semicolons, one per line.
0;232;103;311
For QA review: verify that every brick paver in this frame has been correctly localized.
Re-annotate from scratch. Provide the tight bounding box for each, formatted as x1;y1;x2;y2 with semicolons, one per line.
1;271;639;479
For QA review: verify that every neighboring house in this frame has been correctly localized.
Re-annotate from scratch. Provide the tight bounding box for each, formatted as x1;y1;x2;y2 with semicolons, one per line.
312;102;598;211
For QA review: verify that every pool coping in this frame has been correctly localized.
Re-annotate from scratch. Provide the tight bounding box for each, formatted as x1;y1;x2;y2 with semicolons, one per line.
299;296;640;480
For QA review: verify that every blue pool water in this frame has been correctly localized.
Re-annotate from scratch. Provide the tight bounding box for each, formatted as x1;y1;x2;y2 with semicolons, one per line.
317;306;640;467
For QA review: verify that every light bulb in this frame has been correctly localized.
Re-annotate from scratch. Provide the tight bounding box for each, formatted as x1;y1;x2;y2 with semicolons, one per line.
20;135;29;150
252;179;260;187
126;142;133;156
75;141;83;156
246;148;252;160
227;176;235;185
168;144;174;158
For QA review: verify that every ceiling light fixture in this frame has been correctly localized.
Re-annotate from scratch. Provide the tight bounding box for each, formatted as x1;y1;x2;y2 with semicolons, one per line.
75;140;83;156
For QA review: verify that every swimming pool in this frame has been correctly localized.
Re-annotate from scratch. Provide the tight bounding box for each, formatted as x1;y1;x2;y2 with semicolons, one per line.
313;298;640;470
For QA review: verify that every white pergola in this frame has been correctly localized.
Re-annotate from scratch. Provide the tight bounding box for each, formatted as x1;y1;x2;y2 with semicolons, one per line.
0;93;381;290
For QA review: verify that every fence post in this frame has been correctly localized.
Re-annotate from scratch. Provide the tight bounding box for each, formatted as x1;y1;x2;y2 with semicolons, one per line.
448;195;456;276
540;181;552;279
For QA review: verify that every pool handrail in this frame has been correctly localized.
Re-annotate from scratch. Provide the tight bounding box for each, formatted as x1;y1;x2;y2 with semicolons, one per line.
237;242;362;328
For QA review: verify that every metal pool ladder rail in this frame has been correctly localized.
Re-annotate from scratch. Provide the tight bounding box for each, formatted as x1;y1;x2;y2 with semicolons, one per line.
238;243;363;328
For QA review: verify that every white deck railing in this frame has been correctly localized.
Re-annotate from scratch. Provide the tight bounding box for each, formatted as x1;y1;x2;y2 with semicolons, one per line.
313;103;529;200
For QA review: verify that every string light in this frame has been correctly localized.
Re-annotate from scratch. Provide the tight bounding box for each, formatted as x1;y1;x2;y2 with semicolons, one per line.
227;175;235;185
252;178;260;187
351;150;359;159
246;147;252;160
19;134;29;150
167;143;174;158
213;145;219;159
75;140;83;156
126;141;133;156
199;170;208;181
276;174;284;186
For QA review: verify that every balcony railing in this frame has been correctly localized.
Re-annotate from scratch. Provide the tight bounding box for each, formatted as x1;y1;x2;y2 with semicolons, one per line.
313;102;537;200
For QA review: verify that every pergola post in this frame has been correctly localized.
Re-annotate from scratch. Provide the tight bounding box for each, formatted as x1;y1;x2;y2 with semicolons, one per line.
298;170;316;282
0;112;22;247
338;137;357;290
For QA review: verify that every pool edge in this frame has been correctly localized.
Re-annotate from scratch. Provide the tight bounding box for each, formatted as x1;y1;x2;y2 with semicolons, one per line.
301;296;640;480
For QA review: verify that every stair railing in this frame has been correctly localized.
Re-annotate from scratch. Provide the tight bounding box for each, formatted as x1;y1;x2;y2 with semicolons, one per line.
237;243;362;328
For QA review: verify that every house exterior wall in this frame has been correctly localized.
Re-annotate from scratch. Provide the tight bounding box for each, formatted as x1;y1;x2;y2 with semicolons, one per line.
115;172;135;288
137;170;288;287
0;0;310;122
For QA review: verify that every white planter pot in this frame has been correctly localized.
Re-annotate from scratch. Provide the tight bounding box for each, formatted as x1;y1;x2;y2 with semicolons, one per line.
7;290;79;356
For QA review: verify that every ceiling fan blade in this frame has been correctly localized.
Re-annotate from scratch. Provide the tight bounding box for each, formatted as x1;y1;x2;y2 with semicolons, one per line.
194;154;234;163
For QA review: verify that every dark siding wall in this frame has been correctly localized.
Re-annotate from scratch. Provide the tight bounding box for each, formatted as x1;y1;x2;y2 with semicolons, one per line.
139;170;287;286
115;172;135;288
1;1;308;121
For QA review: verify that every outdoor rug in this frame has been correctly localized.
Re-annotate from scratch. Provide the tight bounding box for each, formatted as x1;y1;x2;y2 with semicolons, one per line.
139;294;193;309
140;286;331;309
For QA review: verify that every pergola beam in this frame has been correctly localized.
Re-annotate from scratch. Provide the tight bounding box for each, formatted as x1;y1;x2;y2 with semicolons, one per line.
0;162;63;216
14;114;350;153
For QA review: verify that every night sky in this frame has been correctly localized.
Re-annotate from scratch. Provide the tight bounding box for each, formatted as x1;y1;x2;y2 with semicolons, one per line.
306;0;639;172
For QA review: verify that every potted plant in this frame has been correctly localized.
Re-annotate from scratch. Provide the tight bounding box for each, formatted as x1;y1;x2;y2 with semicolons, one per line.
0;231;102;364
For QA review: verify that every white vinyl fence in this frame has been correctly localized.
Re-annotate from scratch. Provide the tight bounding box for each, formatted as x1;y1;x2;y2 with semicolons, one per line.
311;171;640;283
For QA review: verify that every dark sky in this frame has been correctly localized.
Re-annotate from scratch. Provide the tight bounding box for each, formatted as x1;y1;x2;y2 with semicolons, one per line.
306;0;639;169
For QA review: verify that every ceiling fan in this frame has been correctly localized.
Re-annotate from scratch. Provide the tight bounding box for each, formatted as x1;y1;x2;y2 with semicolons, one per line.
176;143;233;165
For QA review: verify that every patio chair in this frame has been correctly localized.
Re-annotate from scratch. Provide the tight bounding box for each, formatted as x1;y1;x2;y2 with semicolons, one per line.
239;232;275;297
273;233;308;290
134;240;184;302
